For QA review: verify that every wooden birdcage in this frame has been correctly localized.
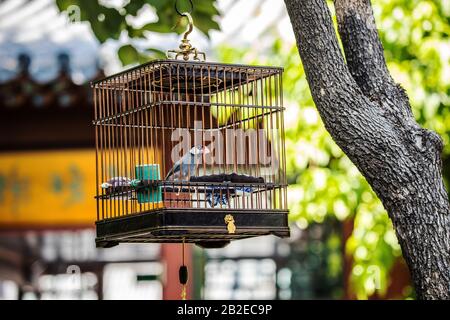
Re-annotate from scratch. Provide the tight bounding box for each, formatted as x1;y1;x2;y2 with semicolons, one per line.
92;15;289;250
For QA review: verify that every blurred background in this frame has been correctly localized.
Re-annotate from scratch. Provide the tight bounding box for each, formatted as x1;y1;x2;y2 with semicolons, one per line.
0;0;448;300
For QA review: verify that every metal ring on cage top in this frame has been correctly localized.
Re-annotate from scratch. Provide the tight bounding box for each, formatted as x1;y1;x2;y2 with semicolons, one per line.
175;0;193;16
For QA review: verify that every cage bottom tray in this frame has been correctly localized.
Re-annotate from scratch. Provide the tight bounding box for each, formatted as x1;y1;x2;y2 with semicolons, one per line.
96;208;290;249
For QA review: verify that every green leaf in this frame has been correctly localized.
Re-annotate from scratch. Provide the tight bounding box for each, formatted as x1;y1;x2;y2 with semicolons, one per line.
125;0;145;16
192;12;220;37
140;21;174;33
145;48;166;59
195;1;220;16
145;0;169;12
118;44;140;66
55;0;78;11
56;0;221;50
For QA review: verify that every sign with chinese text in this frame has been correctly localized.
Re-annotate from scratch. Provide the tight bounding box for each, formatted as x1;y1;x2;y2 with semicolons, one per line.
0;149;95;228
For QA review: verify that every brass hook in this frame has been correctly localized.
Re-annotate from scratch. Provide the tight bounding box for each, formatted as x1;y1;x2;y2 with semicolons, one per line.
175;0;193;16
181;12;193;41
167;12;206;61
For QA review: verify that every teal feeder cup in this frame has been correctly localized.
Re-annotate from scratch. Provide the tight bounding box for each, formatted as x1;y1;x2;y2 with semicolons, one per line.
135;164;162;204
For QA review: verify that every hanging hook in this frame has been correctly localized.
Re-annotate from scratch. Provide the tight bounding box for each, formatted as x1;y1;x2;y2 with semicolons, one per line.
167;11;206;61
181;12;194;41
175;0;193;16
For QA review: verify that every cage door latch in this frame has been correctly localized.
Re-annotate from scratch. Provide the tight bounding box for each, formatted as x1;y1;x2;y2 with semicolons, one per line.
224;214;236;234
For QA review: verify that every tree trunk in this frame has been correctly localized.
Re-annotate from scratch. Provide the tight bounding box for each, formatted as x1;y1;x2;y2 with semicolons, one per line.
284;0;450;299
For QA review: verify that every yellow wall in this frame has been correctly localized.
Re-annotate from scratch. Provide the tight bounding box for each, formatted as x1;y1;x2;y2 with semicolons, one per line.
0;149;96;228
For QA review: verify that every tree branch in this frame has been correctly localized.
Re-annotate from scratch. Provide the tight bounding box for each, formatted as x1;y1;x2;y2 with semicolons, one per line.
334;0;416;124
334;0;395;98
284;0;360;104
285;0;450;299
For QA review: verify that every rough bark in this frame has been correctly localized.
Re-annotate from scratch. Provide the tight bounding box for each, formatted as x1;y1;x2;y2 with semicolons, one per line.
284;0;450;299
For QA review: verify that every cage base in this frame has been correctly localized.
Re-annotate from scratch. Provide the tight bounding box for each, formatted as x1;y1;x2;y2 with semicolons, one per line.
95;208;290;249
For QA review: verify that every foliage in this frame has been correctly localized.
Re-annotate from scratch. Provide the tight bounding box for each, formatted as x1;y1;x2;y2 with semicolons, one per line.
374;0;450;184
57;0;449;299
216;0;449;299
55;0;220;65
216;43;401;299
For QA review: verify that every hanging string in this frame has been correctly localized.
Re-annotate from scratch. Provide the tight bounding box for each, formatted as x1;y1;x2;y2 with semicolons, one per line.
179;238;188;300
171;0;193;35
175;0;193;16
182;237;185;264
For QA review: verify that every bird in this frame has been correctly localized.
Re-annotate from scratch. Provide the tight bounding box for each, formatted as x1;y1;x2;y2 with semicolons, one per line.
165;145;210;181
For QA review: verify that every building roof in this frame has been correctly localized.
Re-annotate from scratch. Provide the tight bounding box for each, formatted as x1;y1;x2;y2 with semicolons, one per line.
0;0;294;82
0;0;100;84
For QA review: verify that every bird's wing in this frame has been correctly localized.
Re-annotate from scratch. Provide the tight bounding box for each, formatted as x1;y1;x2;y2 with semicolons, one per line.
165;159;181;180
180;153;198;177
166;152;199;180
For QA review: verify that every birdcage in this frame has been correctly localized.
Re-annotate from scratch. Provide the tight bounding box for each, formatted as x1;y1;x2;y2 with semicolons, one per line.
92;14;289;250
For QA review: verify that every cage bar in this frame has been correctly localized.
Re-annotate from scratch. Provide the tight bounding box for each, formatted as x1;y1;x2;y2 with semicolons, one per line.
92;60;289;248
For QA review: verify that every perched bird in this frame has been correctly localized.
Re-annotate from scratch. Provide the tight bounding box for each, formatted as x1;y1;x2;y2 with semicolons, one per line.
165;145;210;181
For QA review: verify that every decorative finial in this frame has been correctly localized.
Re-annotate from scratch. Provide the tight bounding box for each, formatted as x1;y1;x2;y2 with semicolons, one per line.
224;214;236;234
167;12;206;61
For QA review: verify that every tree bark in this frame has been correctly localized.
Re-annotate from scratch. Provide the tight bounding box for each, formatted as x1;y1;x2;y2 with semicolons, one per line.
284;0;450;299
